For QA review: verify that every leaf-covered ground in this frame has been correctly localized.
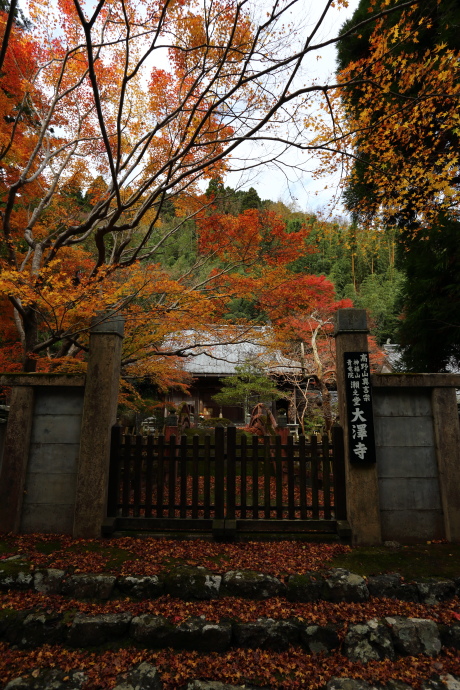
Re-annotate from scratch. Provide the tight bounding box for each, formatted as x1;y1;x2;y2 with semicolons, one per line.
0;534;350;578
1;590;459;625
1;534;460;689
2;533;460;579
1;644;460;690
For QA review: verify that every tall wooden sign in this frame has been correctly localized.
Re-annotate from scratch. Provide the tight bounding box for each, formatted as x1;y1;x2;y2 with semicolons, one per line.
344;352;376;465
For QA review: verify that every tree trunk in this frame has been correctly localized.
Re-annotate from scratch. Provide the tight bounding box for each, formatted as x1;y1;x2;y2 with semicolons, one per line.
319;379;332;432
22;308;38;372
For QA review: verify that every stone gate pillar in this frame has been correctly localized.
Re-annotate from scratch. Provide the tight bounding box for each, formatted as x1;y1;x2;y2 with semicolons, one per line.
73;313;124;538
0;386;34;532
334;309;382;545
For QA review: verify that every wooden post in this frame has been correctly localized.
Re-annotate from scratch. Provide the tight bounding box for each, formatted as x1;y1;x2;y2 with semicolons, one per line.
214;425;225;519
334;308;382;545
107;425;122;518
226;425;236;520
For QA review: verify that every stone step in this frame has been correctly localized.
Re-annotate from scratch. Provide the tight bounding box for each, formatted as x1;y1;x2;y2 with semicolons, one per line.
4;661;460;690
2;561;459;604
1;607;459;657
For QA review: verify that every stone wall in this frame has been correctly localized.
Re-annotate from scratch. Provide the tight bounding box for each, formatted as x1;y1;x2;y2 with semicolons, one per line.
335;309;460;545
20;386;85;534
373;388;444;542
0;312;124;537
371;374;460;544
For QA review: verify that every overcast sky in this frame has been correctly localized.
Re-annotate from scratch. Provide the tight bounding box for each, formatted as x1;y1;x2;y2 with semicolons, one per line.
225;0;361;217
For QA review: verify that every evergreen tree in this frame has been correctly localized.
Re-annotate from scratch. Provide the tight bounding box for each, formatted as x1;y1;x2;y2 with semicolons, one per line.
396;218;460;372
240;187;262;211
213;360;284;419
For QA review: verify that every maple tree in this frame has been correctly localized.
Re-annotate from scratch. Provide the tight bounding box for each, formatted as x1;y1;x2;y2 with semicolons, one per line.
206;266;351;429
329;0;460;371
0;0;421;377
330;0;460;228
265;292;354;432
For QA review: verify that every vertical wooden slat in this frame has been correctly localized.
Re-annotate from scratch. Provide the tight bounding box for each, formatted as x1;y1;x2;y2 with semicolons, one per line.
322;434;332;520
263;436;271;519
203;434;211;519
214;425;225;519
192;434;199;519
311;435;319;519
145;435;154;518
107;425;122;517
179;435;188;518
156;434;165;518
252;435;259;519
122;433;131;517
287;435;295;519
133;434;143;517
168;435;176;518
240;434;247;519
298;434;307;520
226;426;236;520
275;435;283;519
332;425;347;520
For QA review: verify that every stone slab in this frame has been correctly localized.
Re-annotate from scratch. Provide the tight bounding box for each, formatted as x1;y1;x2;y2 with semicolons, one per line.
34;389;84;415
379;477;442;511
30;414;82;445
374;417;435;447
376;447;438;478
23;472;77;505
372;373;460;388
373;391;432;418
28;444;80;474
20;502;75;534
335;309;368;333
381;509;445;542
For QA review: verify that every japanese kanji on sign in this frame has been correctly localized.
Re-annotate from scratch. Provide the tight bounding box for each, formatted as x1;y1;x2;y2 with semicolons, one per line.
344;352;376;464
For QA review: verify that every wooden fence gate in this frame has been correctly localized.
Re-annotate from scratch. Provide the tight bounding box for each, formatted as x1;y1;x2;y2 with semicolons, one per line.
105;425;348;538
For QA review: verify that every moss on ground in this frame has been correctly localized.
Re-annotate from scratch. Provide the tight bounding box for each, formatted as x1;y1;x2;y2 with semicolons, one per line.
328;543;460;580
0;558;31;575
66;543;135;570
35;540;62;555
0;540;14;556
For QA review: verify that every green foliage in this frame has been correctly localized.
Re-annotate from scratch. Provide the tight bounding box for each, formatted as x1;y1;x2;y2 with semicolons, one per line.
344;269;405;345
197;417;233;427
205;180;265;215
396;218;460;372
152;220;200;279
212;360;284;416
0;0;32;29
240;187;262;211
302;406;325;435
224;297;267;323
